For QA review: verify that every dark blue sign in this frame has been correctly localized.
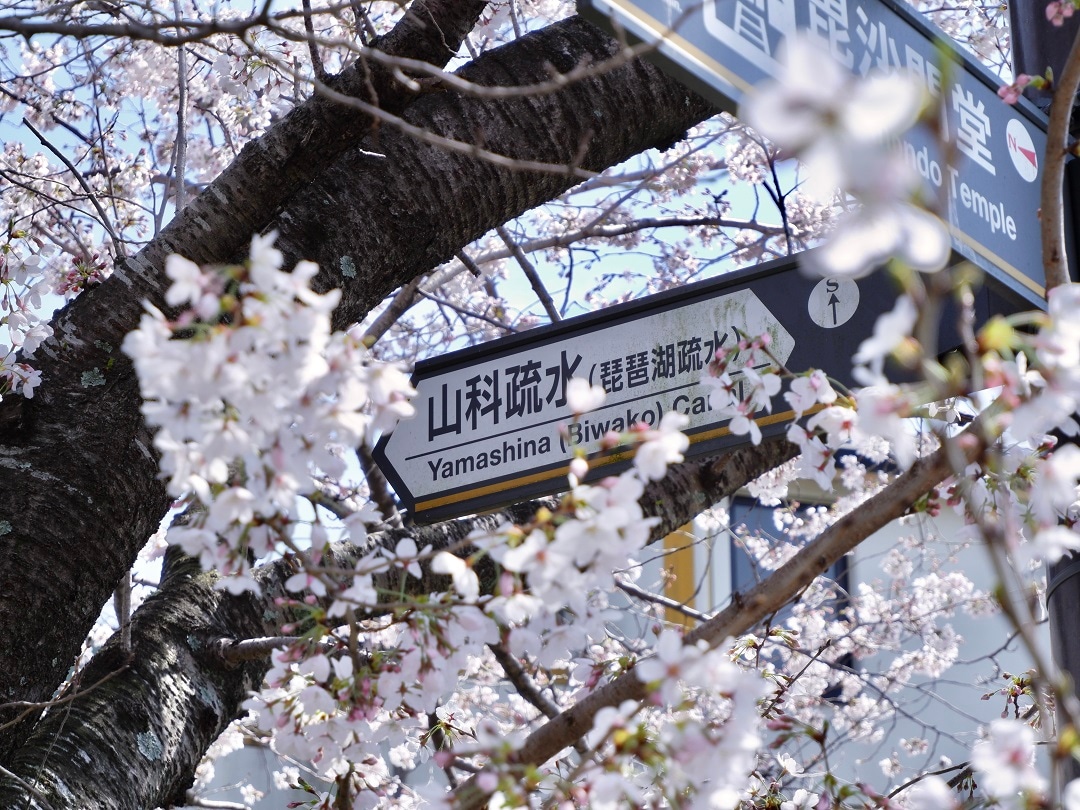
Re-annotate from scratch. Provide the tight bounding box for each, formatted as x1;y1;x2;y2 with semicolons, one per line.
580;0;1057;307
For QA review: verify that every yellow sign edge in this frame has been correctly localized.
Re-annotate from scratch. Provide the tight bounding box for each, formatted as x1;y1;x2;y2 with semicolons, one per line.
599;0;754;96
950;227;1046;298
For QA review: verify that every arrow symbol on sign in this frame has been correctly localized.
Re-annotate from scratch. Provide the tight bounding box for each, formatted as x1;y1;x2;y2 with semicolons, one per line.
828;293;840;325
1017;144;1037;168
1008;132;1038;168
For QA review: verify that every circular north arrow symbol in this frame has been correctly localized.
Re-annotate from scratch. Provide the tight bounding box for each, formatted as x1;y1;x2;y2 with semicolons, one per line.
1006;118;1038;182
808;277;859;329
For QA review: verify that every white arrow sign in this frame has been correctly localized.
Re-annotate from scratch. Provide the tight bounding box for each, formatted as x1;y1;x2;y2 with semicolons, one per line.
376;285;794;522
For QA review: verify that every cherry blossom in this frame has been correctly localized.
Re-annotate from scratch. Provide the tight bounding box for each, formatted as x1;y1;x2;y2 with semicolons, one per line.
1047;0;1076;25
565;376;607;414
780;788;820;810
741;36;923;175
8;2;1080;807
853;296;919;388
635;628;704;704
1065;778;1080;810
999;73;1035;104
785;369;838;418
801;198;950;279
633;411;690;480
742;35;950;280
971;719;1046;806
431;551;480;603
122;234;414;593
702;337;783;445
900;775;959;809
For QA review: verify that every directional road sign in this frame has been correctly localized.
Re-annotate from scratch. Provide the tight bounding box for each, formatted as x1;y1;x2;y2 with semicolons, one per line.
373;255;1021;523
579;0;1063;308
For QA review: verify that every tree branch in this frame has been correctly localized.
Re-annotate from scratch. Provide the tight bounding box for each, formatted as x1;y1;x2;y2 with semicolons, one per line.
0;420;795;806
496;224;562;321
272;16;717;330
1041;21;1080;291
23;118;125;259
451;423;994;808
615;577;711;623
0;7;722;799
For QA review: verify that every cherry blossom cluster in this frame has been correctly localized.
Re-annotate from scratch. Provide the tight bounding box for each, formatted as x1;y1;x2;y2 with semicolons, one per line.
54;250;112;298
131;289;714;806
630;629;767;808
473;380;690;617
741;36;950;280
21;1;1080;806
700;333;782;445
0;233;54;401
235;379;774;807
444;628;769;809
998;71;1051;105
121;233;415;593
925;283;1080;567
244;605;500;808
712;484;995;784
1046;0;1078;25
968;718;1080;810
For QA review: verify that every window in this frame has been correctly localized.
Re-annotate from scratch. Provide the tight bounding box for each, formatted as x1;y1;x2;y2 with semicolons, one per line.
728;495;854;701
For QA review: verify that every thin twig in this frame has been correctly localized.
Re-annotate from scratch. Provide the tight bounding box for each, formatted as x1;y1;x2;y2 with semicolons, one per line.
113;572;131;653
259;11;676;102
0;762;57;810
23;118;125;259
887;763;969;798
416;290;516;334
615;577;711;623
305;75;600;180
0;659;131;734
307;487;359;520
487;643;562;721
209;636;319;663
496;225;561;321
488;643;588;756
185;797;247;810
452;415;994;809
358;439;403;528
343;607;366;691
455;249;483;278
350;1;377;42
361;276;423;347
302;0;329;82
173;0;188;213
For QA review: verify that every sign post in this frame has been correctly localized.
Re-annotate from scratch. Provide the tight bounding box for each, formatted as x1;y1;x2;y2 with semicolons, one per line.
579;0;1063;308
374;256;1017;523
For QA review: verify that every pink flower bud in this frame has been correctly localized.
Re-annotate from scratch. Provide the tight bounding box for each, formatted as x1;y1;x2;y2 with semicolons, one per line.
600;430;622;449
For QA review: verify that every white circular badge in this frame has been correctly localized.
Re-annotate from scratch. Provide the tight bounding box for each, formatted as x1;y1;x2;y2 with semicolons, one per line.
808;278;859;329
1006;118;1038;182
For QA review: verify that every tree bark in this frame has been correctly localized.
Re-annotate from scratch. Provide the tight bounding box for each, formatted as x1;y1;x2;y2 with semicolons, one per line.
270;16;716;330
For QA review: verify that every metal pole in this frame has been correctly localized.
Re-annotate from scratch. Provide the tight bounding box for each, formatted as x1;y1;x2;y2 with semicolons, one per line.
1048;558;1080;783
